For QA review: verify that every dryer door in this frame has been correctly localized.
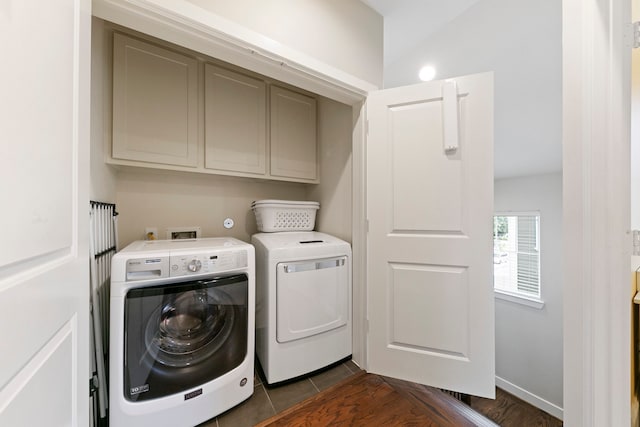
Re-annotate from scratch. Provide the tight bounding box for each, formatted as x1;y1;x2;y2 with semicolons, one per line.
276;256;349;343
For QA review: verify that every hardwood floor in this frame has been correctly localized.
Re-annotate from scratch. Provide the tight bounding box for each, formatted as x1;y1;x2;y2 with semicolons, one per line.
470;388;563;427
256;371;498;427
202;359;563;427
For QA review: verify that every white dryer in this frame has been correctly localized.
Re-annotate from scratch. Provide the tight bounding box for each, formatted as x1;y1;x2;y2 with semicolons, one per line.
251;231;352;384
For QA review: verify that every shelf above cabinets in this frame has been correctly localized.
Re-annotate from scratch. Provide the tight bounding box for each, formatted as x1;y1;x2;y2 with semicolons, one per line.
107;32;318;184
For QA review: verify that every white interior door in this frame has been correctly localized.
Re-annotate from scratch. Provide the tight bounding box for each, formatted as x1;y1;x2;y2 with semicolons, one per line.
0;0;91;425
366;73;495;398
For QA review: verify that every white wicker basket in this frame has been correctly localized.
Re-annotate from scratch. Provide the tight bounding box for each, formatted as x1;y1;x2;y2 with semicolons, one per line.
252;200;319;232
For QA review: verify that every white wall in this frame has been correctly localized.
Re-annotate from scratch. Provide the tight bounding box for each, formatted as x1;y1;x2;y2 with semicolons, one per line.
383;0;562;180
169;0;383;88
494;173;563;414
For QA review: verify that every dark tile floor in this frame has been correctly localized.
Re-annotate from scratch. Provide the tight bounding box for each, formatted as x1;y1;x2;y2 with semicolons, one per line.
199;358;361;427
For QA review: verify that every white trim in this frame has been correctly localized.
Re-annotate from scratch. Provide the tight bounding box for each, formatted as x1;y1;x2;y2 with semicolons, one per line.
562;0;631;425
351;102;368;369
496;376;563;421
494;290;545;309
92;0;375;105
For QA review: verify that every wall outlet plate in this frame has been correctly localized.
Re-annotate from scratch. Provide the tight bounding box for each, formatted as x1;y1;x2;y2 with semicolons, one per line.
166;226;201;240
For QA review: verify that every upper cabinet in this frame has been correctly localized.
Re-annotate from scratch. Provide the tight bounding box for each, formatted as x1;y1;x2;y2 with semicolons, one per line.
270;86;317;181
108;32;318;184
112;33;198;167
204;64;267;175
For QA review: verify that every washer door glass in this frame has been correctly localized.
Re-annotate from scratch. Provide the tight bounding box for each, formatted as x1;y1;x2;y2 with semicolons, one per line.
123;274;248;402
145;287;234;367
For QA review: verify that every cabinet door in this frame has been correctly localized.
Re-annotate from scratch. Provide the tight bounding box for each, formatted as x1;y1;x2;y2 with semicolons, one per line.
204;64;266;174
112;33;198;167
270;86;317;181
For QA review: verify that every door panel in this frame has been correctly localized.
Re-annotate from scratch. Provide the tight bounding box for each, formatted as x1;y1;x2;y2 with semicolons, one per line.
389;263;469;357
0;0;90;424
366;73;494;398
390;99;463;232
0;321;75;426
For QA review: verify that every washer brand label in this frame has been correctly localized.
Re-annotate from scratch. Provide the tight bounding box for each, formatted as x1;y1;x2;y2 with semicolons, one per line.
130;384;149;395
184;388;202;401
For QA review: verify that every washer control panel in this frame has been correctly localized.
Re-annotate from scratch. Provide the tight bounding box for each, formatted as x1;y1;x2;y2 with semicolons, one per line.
170;249;248;277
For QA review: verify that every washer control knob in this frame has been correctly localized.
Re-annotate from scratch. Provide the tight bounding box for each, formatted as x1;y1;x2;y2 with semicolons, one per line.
187;259;202;272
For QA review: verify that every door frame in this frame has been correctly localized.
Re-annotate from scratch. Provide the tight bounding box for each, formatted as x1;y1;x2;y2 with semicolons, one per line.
562;0;631;425
91;1;633;424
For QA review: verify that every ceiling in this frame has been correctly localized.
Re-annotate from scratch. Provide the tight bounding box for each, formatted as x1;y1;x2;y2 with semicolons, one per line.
360;0;481;66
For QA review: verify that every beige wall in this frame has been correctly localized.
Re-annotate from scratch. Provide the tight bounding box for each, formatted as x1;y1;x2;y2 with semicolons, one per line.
309;97;353;243
90;18;117;203
115;169;308;247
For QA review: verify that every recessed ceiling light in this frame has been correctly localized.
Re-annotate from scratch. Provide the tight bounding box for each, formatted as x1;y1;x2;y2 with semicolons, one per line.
419;65;436;82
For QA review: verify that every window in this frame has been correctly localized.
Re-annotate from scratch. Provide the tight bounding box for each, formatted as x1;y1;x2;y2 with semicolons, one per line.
493;213;541;300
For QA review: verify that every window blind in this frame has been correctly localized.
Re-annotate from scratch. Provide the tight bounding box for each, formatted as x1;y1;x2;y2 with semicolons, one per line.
516;216;539;295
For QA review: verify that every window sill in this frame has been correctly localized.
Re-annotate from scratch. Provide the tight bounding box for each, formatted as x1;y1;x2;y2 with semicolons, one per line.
494;290;545;309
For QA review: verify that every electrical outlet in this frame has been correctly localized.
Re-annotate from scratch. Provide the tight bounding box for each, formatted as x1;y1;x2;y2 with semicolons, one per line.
145;227;158;240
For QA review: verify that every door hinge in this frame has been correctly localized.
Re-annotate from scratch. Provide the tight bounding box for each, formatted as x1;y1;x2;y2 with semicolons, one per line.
365;119;369;137
633;230;640;255
634;22;640;48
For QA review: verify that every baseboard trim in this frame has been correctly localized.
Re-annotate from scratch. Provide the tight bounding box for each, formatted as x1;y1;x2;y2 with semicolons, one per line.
495;376;564;421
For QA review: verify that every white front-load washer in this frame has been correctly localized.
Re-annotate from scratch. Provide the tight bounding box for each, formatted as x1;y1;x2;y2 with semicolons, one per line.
251;231;352;384
109;238;254;427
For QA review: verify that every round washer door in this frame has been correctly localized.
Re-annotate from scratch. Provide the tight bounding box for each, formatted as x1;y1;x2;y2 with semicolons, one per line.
123;274;249;402
145;287;235;367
